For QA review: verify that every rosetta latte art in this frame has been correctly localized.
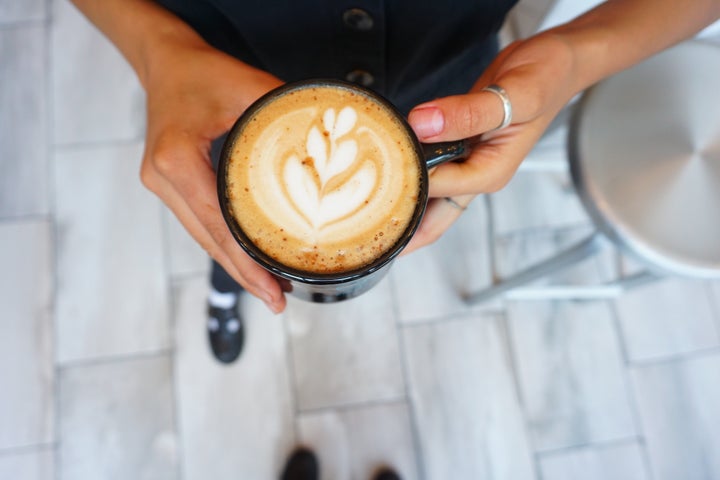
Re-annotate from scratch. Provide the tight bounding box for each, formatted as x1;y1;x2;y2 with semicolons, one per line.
283;107;377;230
227;85;420;273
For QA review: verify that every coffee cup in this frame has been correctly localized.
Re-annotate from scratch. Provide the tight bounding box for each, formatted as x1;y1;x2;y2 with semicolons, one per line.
217;79;469;303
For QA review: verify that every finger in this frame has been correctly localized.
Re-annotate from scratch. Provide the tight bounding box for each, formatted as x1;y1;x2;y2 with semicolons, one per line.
427;109;557;197
402;194;475;254
142;133;287;312
151;171;286;313
407;74;543;143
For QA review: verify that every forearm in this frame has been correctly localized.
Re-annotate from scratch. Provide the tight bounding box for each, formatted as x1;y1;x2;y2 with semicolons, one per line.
70;0;209;87
549;0;720;92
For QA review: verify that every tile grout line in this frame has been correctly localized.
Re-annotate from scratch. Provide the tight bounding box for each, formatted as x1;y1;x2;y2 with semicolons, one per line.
388;274;426;480
280;307;301;444
53;136;147;152
485;194;499;283
44;1;63;478
399;307;505;329
55;347;174;371
607;297;657;480
0;442;55;458
497;309;544;480
296;395;410;417
0;18;47;30
0;214;52;225
161;207;185;480
704;282;720;343
533;434;645;458
626;346;720;369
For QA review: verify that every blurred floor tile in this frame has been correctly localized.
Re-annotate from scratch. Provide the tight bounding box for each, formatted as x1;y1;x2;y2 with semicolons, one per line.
508;300;636;451
0;221;54;449
614;279;720;362
631;353;720;480
58;356;178;479
0;25;48;218
403;315;535;480
297;402;418;480
392;198;496;323
538;441;649;480
54;142;169;363
0;448;54;480
286;279;404;410
163;208;209;279
0;0;46;23
173;277;294;480
51;0;145;145
712;281;720;318
489;169;588;236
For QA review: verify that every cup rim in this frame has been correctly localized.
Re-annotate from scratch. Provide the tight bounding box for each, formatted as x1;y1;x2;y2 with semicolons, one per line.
217;78;429;286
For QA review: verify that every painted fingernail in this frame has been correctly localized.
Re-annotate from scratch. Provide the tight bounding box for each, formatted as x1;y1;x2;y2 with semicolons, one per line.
409;107;444;139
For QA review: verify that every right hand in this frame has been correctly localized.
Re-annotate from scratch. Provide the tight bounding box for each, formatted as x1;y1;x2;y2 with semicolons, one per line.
139;39;287;313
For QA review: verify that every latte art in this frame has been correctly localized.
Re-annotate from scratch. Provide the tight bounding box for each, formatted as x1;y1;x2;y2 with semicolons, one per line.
225;85;421;273
284;106;376;230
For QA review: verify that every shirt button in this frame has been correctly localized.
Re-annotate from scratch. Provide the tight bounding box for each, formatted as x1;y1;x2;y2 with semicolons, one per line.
342;8;374;31
345;69;375;87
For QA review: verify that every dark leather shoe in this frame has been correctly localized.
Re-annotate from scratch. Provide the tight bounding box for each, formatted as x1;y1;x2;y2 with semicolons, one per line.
373;468;402;480
207;302;244;364
281;448;319;480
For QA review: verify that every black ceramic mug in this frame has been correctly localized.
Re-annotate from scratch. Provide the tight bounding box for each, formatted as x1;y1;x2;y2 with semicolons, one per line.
218;79;469;303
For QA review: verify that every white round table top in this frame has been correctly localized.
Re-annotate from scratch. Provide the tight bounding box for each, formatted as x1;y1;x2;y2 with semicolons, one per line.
569;41;720;278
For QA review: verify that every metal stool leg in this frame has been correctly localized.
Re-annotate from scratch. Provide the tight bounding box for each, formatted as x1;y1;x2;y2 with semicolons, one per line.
503;270;659;300
464;233;603;305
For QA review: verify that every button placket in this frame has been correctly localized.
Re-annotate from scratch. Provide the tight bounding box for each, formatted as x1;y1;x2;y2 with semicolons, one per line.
336;2;385;92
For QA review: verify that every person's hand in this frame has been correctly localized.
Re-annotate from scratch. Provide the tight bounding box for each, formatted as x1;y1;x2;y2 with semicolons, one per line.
404;32;578;253
138;39;287;313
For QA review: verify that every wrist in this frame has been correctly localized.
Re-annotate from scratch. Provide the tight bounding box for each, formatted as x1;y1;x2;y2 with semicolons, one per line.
139;24;209;88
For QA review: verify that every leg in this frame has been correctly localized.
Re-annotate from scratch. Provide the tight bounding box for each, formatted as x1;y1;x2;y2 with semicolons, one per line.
210;258;243;294
206;134;245;364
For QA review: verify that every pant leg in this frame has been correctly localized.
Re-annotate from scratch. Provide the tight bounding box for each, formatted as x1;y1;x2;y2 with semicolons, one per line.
210;133;243;294
210;259;243;293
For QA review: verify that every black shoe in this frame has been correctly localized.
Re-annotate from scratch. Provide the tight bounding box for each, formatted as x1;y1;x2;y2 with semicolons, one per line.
281;448;319;480
373;468;401;480
207;301;244;364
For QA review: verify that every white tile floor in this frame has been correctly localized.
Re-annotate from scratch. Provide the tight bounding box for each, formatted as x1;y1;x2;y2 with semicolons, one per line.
1;1;720;479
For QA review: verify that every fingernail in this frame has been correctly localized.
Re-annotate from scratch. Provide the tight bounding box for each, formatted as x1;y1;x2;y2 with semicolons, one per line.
409;107;444;139
261;292;277;312
264;299;282;315
266;302;281;314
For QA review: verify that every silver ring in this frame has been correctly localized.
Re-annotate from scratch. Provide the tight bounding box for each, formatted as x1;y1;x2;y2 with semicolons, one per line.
444;197;467;211
482;84;512;130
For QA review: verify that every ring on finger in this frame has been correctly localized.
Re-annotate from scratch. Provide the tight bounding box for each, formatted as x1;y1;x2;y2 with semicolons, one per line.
444;197;467;211
481;84;513;130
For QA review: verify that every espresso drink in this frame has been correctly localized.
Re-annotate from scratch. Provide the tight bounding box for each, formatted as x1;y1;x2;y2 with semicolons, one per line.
224;83;422;274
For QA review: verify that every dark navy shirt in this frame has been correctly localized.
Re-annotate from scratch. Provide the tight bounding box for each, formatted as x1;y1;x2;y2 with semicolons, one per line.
155;0;518;113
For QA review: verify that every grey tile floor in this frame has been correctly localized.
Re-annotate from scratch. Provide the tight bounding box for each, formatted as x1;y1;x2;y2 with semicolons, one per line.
1;1;720;479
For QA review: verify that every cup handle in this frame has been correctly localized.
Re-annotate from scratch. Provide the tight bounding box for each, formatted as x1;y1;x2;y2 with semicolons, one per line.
423;139;471;169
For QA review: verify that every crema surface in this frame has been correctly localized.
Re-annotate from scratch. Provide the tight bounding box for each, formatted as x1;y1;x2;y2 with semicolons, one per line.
225;85;421;273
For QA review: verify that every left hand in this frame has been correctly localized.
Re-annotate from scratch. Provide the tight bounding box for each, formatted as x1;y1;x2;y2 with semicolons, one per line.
404;32;579;253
